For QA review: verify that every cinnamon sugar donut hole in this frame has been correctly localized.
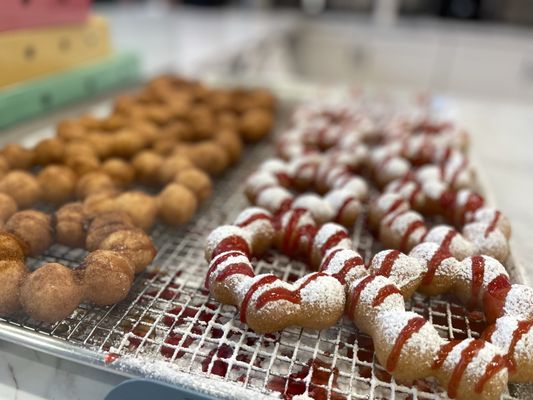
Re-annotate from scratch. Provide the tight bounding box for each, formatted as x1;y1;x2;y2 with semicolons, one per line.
5;210;53;256
187;142;229;176
189;105;215;140
0;171;41;208
152;138;178;156
1;143;34;169
20;263;82;323
0;232;26;261
239;108;274;143
64;141;98;160
75;171;116;200
0;155;10;178
37;165;76;204
158;183;198;226
0;260;28;315
112;130;147;158
100;114;128;131
101;158;135;188
56;120;86;142
0;193;18;226
158;154;193;184
175;169;212;202
77;114;102;130
86;133;115;159
114;191;158;231
65;154;101;176
132;151;164;185
85;211;134;251
98;228;156;273
215;129;243;165
217;111;240;132
33;138;65;165
55;203;87;248
81;250;135;305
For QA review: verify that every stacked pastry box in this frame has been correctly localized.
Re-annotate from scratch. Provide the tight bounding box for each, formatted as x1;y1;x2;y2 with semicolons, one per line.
0;0;140;128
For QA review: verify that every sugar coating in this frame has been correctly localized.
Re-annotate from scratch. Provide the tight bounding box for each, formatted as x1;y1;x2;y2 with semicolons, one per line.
280;209;315;231
321;248;363;274
208;252;252;282
376;193;408;215
298;274;344;309
457;256;508;296
462;222;508;259
416;165;440;183
256;187;293;213
441;339;507;383
456;189;472;207
313;223;352;252
490;316;519;354
504;285;533;320
383;157;410;178
408;242;459;282
324;166;349;188
260;158;289;174
234;207;272;225
424;225;474;260
357;275;404;311
390;211;426;234
324;189;358;212
422;179;447;201
293;194;334;223
369;250;424;291
335;176;368;199
245;171;279;194
205;226;252;258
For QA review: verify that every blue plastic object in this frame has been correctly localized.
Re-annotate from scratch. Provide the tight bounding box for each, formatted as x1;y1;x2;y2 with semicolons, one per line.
106;379;217;400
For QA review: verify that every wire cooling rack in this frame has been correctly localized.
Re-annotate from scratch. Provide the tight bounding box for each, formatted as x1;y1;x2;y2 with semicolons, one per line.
0;114;531;400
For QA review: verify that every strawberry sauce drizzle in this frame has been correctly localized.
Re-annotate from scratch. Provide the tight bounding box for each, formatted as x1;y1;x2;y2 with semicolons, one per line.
447;339;485;398
240;275;279;323
399;220;425;252
506;320;533;372
331;257;364;284
375;250;400;277
320;230;348;256
432;340;459;370
386;317;426;372
254;273;326;311
334;197;355;223
372;285;401;307
236;212;271;228
212;236;250;259
282;209;306;255
484;211;501;238
475;354;507;394
205;250;247;288
347;275;375;317
469;256;485;309
483;274;512;323
421;235;454;286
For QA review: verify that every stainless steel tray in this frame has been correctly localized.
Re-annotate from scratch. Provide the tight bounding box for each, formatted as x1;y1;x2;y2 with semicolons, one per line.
0;94;530;400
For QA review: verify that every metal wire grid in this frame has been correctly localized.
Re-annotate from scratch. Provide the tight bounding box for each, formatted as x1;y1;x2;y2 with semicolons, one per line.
0;140;527;399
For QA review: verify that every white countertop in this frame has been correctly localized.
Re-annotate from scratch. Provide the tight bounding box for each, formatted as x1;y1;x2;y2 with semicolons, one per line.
1;5;533;399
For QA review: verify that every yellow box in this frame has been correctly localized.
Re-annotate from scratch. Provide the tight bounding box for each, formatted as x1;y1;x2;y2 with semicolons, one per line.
0;15;112;88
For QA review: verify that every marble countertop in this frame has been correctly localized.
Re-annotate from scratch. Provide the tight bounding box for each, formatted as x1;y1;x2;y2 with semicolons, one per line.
1;5;533;400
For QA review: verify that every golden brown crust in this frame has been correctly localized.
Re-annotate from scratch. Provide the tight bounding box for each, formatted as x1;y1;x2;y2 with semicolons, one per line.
1;143;34;169
174;169;212;202
5;210;53;256
38;165;77;204
158;183;198;226
33;138;65;165
98;228;156;273
55;203;86;248
0;171;42;208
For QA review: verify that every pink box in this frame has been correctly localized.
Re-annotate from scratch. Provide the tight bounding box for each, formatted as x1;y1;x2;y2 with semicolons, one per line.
0;0;91;32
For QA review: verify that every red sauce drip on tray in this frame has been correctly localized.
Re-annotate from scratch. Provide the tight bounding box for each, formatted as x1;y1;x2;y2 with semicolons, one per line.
386;317;426;372
372;284;401;307
346;275;375;317
104;352;120;364
254;273;325;311
475;354;507;394
375;250;400;277
447;339;485;398
507;320;533;372
240;275;278;323
469;256;485;309
483;274;512;323
201;344;234;377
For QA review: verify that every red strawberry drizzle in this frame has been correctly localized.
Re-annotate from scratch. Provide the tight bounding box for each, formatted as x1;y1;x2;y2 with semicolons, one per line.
484;211;501;238
483;274;512;323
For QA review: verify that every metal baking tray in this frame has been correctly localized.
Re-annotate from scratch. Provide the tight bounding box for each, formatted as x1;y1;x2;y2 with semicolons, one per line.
0;89;530;400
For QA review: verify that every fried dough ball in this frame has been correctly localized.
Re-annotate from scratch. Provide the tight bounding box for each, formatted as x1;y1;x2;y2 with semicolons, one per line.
57;120;86;142
102;158;135;188
152;138;177;156
5;210;53;256
77;114;102;130
81;250;134;305
239;108;274;143
0;260;28;315
75;171;116;200
0;194;18;226
64;140;97;160
158;154;193;184
37;165;76;204
20;263;82;323
133;121;159;145
112;130;146;158
132;151;164;185
1;144;34;169
33;138;65;165
0;231;26;261
114;192;158;230
214;129;242;164
83;192;117;216
189;105;215;140
0;156;10;177
248;88;276;110
55;203;86;248
175;169;212;202
99;229;156;273
100;114;128;131
158;183;197;226
86;133;115;159
187;142;229;175
65;154;100;176
0;171;41;208
85;211;134;251
217;111;239;131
